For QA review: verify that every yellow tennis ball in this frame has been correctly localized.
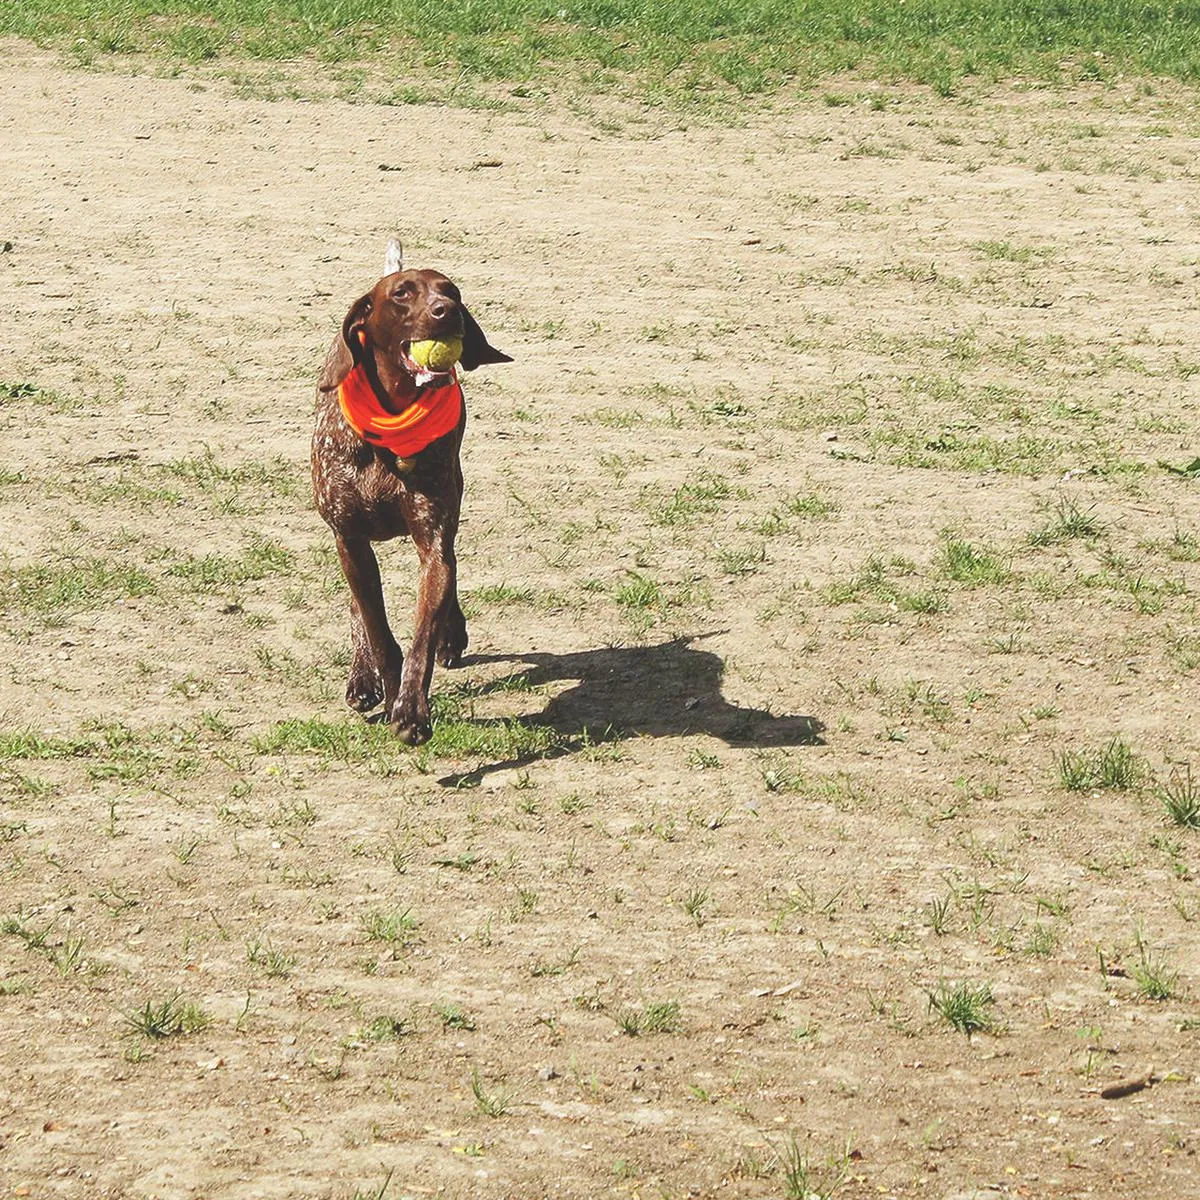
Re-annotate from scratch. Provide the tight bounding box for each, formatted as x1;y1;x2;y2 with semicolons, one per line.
409;337;463;371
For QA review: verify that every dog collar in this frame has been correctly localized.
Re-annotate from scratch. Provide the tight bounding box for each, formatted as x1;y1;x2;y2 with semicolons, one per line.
337;363;463;459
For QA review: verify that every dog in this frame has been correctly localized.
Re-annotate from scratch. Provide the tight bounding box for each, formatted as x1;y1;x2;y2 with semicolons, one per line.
311;239;511;745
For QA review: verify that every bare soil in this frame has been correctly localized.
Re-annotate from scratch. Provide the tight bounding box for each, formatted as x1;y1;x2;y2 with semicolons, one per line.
1;46;1198;1200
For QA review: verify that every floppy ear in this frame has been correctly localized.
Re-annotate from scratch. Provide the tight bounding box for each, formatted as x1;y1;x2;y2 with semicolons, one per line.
459;305;513;372
317;291;373;392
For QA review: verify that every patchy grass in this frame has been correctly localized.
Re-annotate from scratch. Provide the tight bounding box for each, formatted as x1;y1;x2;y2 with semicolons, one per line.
1057;737;1144;792
166;539;293;593
1028;496;1105;546
936;534;1012;586
0;557;156;617
1156;766;1200;828
123;993;210;1040
254;697;564;766
613;999;682;1036
926;980;996;1036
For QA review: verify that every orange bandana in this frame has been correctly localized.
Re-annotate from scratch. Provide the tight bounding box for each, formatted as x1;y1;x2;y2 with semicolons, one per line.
338;363;464;459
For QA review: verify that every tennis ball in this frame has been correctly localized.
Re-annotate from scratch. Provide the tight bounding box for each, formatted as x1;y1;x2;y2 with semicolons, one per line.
409;337;463;372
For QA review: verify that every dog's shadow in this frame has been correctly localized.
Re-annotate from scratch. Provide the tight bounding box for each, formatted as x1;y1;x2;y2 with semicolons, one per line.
437;634;823;787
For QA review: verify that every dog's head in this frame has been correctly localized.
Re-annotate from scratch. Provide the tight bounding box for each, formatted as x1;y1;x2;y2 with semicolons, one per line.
318;239;512;393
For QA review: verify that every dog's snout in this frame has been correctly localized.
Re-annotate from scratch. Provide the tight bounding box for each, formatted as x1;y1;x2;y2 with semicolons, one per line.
429;297;456;321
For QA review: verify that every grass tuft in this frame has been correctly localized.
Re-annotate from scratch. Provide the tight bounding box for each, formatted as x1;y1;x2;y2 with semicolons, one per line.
362;907;419;953
470;1067;518;1117
936;534;1011;586
435;1002;477;1031
124;993;210;1040
613;999;682;1036
770;1133;853;1200
1027;496;1104;546
1057;737;1143;791
1130;944;1179;1001
926;979;995;1036
1156;765;1200;828
0;556;155;617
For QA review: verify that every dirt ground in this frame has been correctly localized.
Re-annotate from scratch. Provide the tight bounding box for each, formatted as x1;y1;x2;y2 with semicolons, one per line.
1;44;1198;1200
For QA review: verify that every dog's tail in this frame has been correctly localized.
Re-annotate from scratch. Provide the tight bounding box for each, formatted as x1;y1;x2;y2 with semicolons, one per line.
383;238;403;275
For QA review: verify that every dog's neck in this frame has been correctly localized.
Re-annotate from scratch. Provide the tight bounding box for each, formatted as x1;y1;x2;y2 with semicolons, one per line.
358;341;419;413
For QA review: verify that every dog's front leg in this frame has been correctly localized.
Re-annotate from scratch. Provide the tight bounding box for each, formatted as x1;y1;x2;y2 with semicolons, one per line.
335;535;403;714
391;506;459;746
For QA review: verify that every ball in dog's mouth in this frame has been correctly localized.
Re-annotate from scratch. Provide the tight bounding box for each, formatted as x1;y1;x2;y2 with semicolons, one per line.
403;337;463;376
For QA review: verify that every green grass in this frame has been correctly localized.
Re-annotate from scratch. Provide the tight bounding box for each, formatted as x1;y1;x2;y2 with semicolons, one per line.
166;538;292;593
614;571;663;611
926;979;995;1036
714;543;765;577
0;721;200;786
0;556;156;617
771;1134;853;1200
253;716;398;760
0;730;96;760
974;239;1052;263
1130;942;1179;1001
246;937;296;977
1057;737;1143;791
6;1;1200;100
1024;922;1060;957
124;993;211;1039
158;449;302;513
936;534;1011;587
1156;766;1200;828
256;696;563;765
1028;497;1105;546
435;1002;477;1031
74;472;184;510
468;582;535;607
470;1067;518;1118
613;999;682;1036
362;906;419;951
785;491;838;520
871;426;1067;476
680;886;710;927
652;473;733;527
0;379;77;412
356;1015;412;1043
825;554;908;605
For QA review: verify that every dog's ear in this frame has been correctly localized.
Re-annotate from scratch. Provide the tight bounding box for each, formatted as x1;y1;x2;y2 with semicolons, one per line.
459;305;513;372
317;291;373;392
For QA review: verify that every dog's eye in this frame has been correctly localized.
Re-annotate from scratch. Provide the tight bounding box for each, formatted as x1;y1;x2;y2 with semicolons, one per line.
391;283;414;301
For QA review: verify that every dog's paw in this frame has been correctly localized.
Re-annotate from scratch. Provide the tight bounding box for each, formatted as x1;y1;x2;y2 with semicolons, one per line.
390;714;432;746
346;669;383;712
389;694;432;745
437;617;468;669
437;644;466;669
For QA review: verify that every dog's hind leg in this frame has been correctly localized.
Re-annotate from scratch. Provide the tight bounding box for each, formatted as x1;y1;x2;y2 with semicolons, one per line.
435;601;468;669
435;457;468;669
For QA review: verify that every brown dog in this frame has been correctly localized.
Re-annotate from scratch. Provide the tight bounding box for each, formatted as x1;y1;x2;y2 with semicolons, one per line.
311;240;511;744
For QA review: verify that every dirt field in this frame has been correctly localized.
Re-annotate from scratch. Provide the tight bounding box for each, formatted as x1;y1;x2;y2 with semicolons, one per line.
2;45;1198;1200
